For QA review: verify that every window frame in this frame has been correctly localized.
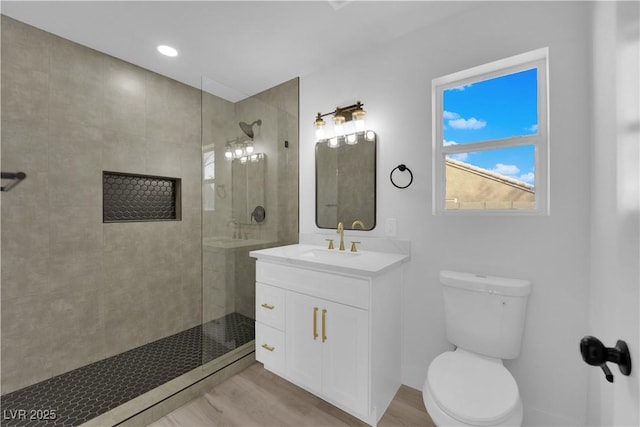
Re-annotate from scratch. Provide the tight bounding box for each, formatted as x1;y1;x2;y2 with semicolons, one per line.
432;47;549;215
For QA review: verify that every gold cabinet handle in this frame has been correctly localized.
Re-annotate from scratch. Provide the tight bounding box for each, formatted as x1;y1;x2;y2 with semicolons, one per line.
261;343;275;352
322;309;327;342
313;307;319;340
261;303;275;310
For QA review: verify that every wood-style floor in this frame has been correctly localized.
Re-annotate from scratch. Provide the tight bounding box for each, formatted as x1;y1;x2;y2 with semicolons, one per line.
149;363;435;427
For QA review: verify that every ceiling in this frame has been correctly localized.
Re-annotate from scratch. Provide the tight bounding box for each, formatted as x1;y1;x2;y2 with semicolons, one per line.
1;1;476;102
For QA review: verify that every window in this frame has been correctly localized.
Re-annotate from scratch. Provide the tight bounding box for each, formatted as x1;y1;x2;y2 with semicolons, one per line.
203;144;215;211
433;48;548;214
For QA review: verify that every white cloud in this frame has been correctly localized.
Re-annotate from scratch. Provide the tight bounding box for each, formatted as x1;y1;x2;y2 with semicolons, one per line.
451;83;473;91
448;117;487;130
443;111;460;120
491;163;520;176
518;172;535;184
447;153;470;162
444;141;470;161
526;124;538;133
489;164;535;185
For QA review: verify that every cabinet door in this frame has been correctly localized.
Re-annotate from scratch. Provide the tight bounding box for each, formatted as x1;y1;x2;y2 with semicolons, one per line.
322;299;369;417
286;291;322;392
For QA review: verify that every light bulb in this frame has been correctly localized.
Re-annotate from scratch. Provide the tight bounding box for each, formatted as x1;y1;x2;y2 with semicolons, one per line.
245;142;254;154
333;113;345;136
329;137;338;147
365;130;375;141
314;113;326;141
352;104;366;132
347;134;357;144
235;146;244;157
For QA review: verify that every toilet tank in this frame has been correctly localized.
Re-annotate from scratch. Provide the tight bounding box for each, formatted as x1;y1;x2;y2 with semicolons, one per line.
440;270;531;359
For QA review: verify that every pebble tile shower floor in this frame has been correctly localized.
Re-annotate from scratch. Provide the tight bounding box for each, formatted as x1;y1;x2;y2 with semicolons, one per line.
0;313;255;427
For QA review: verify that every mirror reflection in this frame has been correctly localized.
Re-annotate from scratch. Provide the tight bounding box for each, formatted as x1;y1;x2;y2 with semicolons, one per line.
232;153;266;224
316;133;376;230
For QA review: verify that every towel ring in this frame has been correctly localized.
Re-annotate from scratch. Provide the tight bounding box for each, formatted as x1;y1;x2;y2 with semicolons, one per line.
390;164;413;189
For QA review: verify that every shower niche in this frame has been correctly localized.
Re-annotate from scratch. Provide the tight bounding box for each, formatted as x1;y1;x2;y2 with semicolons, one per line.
102;171;181;223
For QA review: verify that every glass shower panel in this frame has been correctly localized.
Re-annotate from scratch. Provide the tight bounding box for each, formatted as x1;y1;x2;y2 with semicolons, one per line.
200;76;299;366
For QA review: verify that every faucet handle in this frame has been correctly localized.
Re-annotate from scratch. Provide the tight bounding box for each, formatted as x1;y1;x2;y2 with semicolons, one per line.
325;239;335;250
350;241;361;252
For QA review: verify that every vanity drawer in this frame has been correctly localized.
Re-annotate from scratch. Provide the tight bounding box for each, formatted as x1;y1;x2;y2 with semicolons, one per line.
256;282;285;330
255;322;285;373
256;261;370;309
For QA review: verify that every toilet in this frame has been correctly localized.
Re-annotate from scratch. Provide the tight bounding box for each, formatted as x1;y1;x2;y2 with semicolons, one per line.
423;270;531;427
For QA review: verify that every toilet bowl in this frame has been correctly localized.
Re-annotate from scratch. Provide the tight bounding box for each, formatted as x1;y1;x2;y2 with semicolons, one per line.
423;271;531;427
422;349;523;427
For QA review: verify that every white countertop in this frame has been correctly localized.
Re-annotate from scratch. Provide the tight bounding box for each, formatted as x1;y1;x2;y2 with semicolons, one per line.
249;243;410;276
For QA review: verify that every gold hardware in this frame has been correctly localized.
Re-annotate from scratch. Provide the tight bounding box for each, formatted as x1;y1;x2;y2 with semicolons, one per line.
322;309;327;342
351;220;365;230
350;241;361;252
325;238;334;250
337;222;345;251
261;343;275;352
261;303;275;310
313;307;319;340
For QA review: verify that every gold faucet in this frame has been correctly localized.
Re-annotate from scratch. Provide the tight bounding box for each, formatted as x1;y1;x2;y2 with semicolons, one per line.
351;220;365;230
337;222;345;251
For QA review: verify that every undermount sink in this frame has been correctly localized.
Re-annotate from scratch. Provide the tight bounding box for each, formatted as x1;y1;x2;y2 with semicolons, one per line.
300;248;361;260
250;241;410;276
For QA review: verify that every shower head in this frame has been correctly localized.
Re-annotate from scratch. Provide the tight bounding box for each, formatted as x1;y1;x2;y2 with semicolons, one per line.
239;119;262;139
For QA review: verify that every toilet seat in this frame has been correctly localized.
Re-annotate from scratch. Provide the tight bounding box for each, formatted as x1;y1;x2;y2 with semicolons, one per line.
427;350;520;426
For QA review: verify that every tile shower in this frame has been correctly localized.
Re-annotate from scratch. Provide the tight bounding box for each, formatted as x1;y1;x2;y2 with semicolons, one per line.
0;16;298;425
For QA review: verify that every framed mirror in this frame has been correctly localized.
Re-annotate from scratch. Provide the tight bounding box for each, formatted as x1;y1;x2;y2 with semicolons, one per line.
315;132;376;230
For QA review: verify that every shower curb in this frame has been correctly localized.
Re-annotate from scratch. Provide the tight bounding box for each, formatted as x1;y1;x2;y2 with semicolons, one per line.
79;342;256;427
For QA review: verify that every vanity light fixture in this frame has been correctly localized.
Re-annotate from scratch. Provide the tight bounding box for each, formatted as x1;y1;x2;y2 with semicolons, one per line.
157;45;178;57
224;137;258;161
313;100;369;146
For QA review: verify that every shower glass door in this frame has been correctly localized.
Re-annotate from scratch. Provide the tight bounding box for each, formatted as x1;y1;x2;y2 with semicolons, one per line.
200;76;299;367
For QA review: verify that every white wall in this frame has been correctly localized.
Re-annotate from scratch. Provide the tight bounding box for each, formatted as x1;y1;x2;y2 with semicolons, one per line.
300;2;593;425
588;2;640;426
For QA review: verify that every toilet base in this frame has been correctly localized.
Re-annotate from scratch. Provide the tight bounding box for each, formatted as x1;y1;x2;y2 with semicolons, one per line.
422;378;523;427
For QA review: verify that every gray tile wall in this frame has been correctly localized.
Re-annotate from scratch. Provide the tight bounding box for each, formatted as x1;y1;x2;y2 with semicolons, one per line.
1;16;202;393
201;79;299;323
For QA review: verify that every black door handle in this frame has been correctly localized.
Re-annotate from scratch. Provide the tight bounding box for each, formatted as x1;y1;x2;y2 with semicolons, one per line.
580;336;632;383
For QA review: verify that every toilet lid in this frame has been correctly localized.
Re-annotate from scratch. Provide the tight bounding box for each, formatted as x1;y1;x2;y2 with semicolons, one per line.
427;350;520;426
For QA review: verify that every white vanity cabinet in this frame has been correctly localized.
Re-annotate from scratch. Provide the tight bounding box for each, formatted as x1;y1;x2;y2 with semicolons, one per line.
253;256;403;427
286;290;369;415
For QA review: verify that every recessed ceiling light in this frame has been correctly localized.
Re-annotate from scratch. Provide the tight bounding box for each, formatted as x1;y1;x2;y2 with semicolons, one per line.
157;45;178;57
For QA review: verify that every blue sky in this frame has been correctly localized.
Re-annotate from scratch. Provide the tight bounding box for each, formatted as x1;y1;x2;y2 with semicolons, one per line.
443;68;537;185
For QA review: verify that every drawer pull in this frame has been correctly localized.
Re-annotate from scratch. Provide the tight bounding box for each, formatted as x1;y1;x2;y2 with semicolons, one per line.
261;303;275;310
261;343;275;352
313;307;319;340
322;309;327;343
